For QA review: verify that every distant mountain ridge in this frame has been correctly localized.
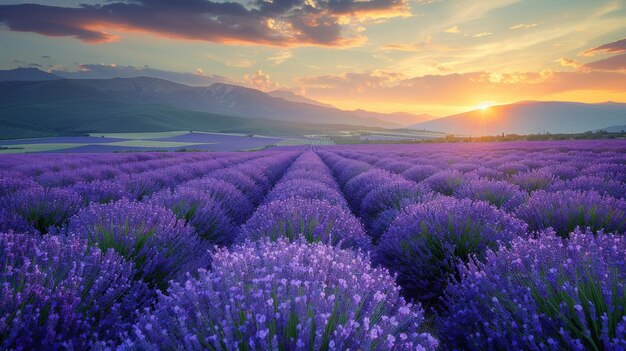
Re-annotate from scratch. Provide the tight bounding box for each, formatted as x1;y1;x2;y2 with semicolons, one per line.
2;68;625;137
0;68;429;127
0;67;60;81
410;101;626;136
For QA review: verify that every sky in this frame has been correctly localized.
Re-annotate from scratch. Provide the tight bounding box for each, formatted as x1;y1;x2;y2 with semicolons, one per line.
0;0;625;116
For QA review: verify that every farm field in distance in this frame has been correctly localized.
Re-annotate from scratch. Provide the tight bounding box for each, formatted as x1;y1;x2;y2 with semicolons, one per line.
1;140;625;349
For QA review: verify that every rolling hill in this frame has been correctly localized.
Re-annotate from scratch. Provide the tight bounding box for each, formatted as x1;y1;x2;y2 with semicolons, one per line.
1;77;398;128
0;79;381;139
410;101;626;136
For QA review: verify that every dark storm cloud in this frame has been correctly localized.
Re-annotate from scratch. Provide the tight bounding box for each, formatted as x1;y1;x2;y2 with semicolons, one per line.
0;0;409;46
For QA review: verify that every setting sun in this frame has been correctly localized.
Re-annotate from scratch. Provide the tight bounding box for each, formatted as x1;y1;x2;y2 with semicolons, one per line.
476;102;494;111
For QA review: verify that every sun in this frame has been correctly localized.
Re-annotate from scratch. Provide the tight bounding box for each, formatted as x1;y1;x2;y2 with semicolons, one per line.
475;101;495;111
477;102;491;111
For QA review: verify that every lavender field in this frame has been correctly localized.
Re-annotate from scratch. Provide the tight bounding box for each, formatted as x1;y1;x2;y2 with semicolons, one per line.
1;140;625;350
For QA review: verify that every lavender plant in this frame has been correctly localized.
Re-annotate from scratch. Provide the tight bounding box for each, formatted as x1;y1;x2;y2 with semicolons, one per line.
66;199;211;289
239;198;371;250
127;239;439;350
10;187;82;234
0;232;151;349
149;187;237;245
515;190;626;237
439;229;626;350
377;197;528;301
454;178;528;211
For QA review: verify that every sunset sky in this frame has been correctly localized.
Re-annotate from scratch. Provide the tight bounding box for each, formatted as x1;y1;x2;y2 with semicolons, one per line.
1;0;625;116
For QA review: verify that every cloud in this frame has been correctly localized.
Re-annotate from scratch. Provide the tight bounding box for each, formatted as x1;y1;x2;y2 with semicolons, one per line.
581;38;626;56
295;69;626;105
583;53;626;72
0;0;410;47
52;64;230;86
243;70;280;91
471;32;492;38
267;50;293;65
445;25;460;33
510;23;540;30
381;35;455;52
556;58;582;69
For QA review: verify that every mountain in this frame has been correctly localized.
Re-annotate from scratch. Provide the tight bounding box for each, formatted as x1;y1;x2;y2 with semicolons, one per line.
409;101;626;135
268;90;336;108
599;124;626;133
0;79;383;139
65;78;397;128
0;68;60;82
351;109;436;126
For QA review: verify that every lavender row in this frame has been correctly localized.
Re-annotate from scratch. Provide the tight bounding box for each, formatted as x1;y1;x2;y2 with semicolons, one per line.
239;151;371;250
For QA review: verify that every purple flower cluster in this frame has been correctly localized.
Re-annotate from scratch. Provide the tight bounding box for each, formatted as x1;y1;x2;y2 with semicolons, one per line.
377;197;528;301
65;199;211;289
240;152;371;250
515;190;626;237
149;187;237;245
8;187;82;233
455;178;527;211
439;229;626;350
0;232;150;349
239;198;371;250
127;239;438;350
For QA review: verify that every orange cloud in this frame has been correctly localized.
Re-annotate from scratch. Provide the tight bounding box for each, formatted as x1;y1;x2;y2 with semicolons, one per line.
243;70;280;91
556;58;582;69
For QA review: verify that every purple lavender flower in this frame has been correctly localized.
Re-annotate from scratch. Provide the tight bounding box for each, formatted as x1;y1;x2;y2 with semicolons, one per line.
0;208;33;233
239;198;371;250
344;169;396;210
180;178;254;223
515;190;626;237
209;168;262;204
359;180;433;223
423;169;476;196
550;175;626;199
149;187;237;245
455;178;528;211
10;187;82;234
0;232;151;349
510;168;556;193
127;239;438;350
66;199;211;289
439;229;626;350
265;179;349;208
71;179;127;204
402;165;440;183
377;197;528;301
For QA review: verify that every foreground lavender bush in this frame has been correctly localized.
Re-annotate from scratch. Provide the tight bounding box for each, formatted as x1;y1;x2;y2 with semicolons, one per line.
10;187;82;233
0;232;150;349
377;197;528;301
149;188;237;245
439;229;626;350
515;190;626;237
127;240;438;350
239;198;371;250
66;199;211;289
